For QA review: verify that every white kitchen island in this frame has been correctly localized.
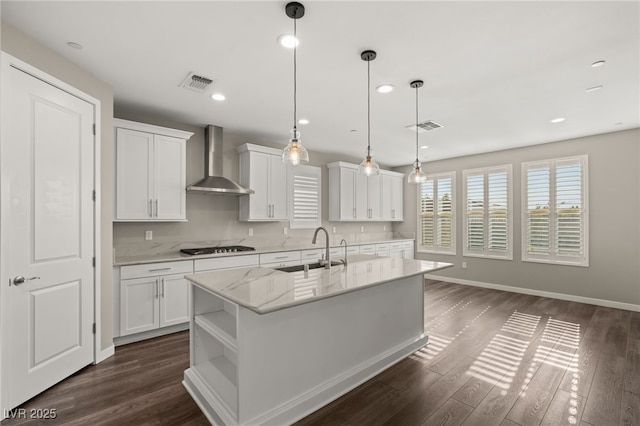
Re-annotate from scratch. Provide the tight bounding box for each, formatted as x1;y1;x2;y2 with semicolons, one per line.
182;255;452;426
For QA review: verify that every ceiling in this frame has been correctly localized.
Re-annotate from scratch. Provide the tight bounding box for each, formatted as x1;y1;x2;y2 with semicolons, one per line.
2;1;639;167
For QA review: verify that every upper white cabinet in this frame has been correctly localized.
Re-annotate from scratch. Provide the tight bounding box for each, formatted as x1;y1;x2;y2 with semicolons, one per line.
381;171;405;221
237;144;289;221
114;119;193;222
328;162;403;222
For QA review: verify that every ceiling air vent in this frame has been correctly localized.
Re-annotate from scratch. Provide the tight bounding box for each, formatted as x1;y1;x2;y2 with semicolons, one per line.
179;72;214;93
406;120;443;133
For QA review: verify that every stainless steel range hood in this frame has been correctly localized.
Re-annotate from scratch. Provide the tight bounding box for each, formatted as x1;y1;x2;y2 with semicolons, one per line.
187;125;254;195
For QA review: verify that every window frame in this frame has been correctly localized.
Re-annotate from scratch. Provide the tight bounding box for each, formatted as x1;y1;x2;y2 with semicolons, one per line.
416;171;456;255
463;164;513;260
521;155;589;267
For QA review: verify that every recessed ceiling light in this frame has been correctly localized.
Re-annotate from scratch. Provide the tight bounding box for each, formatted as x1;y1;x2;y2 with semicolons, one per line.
67;41;83;50
278;34;299;49
211;93;226;101
585;85;603;92
376;84;394;94
550;117;565;123
420;145;429;149
298;118;309;125
591;60;605;68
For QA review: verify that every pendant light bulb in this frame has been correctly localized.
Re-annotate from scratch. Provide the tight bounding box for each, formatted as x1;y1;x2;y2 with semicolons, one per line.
359;50;380;176
408;80;426;184
282;127;308;166
282;2;309;166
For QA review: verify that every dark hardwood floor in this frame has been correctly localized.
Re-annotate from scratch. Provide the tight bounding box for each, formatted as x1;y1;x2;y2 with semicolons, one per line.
3;280;639;426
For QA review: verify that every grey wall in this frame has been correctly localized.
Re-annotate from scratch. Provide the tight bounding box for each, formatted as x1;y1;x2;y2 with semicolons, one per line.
394;129;640;306
112;107;396;248
1;22;115;350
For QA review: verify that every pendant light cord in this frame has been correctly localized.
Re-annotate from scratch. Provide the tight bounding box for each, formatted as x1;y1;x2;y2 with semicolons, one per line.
293;17;297;132
367;58;371;157
415;84;419;162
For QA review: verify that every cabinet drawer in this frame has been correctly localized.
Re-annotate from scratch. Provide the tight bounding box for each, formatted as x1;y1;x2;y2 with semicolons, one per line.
195;255;259;272
261;259;301;268
402;241;414;249
375;243;390;250
301;249;323;262
359;244;376;254
389;242;403;250
260;251;300;265
121;260;193;280
347;246;360;255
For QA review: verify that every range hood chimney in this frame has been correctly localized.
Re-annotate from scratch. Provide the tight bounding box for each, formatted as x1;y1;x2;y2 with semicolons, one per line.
186;125;254;195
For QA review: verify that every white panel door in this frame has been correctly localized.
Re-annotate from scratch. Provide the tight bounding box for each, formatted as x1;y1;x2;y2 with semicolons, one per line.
153;135;186;220
391;175;404;220
339;168;356;220
160;275;190;327
1;63;95;409
355;173;369;220
116;128;153;219
368;174;382;220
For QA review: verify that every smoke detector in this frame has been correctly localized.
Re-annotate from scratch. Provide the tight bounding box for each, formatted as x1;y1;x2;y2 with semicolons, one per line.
179;72;214;93
406;120;443;133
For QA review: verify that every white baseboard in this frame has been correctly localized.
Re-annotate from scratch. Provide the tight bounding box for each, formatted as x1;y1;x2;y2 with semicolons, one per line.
95;344;115;363
114;323;189;347
425;274;640;312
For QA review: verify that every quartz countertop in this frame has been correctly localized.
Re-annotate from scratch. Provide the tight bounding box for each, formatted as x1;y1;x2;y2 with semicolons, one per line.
113;238;415;266
185;254;453;314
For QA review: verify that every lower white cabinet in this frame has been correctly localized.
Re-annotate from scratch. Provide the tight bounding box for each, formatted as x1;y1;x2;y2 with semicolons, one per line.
119;260;193;336
402;241;415;259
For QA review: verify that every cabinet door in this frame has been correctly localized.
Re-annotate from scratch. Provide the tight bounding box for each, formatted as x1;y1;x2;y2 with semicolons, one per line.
381;175;393;221
269;155;289;220
116;128;153;220
120;277;160;336
355;173;369;220
249;152;271;220
391;175;404;221
368;174;382;220
160;274;190;327
153;135;186;220
339;168;357;220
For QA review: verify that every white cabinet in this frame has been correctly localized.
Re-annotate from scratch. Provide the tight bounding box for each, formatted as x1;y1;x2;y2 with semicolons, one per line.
119;260;193;336
114;119;193;222
328;162;397;222
402;241;415;259
237;144;289;221
381;171;405;221
389;242;404;258
259;250;301;268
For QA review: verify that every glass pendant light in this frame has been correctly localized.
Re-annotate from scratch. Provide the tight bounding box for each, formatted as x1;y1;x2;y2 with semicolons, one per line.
282;2;309;166
359;50;380;176
407;80;427;184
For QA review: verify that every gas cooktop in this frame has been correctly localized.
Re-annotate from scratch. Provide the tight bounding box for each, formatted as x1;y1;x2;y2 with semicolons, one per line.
180;245;255;256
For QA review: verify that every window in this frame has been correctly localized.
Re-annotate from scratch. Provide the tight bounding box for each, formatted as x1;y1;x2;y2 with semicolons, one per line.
522;155;588;266
289;164;321;229
417;172;455;254
463;165;513;259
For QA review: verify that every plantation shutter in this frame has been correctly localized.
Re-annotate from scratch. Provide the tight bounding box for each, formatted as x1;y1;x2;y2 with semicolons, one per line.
418;172;455;254
289;164;321;229
522;155;588;266
463;165;512;259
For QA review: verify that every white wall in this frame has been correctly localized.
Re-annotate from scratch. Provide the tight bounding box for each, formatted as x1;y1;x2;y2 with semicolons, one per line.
394;128;640;308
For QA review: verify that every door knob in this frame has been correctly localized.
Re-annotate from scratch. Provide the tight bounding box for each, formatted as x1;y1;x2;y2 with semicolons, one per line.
12;276;40;286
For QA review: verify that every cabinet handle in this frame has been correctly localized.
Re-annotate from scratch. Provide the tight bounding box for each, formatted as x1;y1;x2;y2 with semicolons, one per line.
155;279;159;299
275;256;288;260
269;204;272;218
149;267;171;272
353;208;356;219
155;199;159;217
149;199;153;217
161;278;165;298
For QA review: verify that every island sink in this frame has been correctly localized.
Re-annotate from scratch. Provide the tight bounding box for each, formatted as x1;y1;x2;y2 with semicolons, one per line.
275;260;343;273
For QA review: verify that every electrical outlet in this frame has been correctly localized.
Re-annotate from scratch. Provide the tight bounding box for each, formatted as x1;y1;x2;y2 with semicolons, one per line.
462;262;467;269
145;230;152;240
248;228;254;236
383;225;386;231
283;227;288;236
360;226;365;233
332;227;337;234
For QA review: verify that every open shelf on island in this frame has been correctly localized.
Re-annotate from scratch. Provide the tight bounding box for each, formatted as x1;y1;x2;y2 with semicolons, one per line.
195;311;237;351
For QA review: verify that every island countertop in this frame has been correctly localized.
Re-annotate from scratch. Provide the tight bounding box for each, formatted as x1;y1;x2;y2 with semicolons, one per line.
185;254;453;314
